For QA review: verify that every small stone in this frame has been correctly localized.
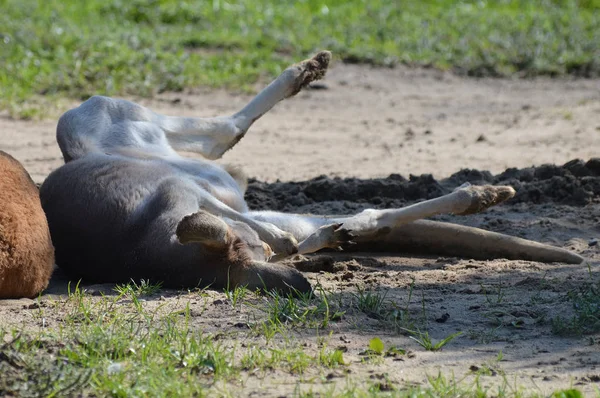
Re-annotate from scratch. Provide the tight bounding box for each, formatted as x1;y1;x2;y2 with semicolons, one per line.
341;271;354;281
340;335;351;343
308;82;328;90
107;362;125;375
435;313;450;323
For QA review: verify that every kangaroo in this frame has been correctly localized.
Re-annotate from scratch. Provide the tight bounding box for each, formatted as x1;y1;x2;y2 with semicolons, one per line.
0;151;54;298
39;51;583;294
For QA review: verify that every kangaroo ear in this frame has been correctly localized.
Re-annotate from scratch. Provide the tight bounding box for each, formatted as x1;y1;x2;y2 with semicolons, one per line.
175;210;231;249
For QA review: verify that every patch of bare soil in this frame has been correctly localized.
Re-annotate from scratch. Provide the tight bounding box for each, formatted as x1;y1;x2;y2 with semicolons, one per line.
246;158;600;212
3;63;600;185
1;63;599;396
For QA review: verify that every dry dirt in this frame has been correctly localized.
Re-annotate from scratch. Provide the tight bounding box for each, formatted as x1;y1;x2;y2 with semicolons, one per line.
1;63;599;396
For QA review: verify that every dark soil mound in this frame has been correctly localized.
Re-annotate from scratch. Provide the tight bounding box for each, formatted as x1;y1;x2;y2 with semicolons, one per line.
245;158;600;214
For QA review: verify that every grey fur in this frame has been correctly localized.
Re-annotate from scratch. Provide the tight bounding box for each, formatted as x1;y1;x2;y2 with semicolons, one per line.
39;51;584;296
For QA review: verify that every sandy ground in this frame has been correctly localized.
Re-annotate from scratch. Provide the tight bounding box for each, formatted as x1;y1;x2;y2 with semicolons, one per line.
2;63;600;184
1;63;599;396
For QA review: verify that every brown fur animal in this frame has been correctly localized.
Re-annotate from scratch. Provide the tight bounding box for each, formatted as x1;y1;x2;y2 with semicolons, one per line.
0;151;54;298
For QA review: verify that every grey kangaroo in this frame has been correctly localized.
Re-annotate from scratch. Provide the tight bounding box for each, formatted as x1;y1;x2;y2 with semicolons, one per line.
39;51;583;294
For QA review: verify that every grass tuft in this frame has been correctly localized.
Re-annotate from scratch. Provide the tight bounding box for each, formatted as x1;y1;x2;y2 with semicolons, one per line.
552;279;600;336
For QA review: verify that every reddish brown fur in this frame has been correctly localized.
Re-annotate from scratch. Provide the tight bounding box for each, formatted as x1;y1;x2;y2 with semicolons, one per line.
225;236;261;284
0;151;54;299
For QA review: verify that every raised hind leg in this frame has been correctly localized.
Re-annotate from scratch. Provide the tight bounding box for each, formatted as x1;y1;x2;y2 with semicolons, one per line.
161;50;331;158
56;51;331;162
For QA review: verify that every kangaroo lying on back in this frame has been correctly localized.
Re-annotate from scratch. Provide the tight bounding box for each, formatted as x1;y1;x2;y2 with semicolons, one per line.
39;51;583;294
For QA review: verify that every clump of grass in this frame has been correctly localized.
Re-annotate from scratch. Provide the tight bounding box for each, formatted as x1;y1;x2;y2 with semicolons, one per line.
402;328;463;351
360;337;407;361
240;341;322;374
552;278;600;336
353;288;389;318
318;346;346;368
240;341;344;374
481;278;507;305
261;286;344;329
223;284;251;309
243;286;345;343
114;278;163;297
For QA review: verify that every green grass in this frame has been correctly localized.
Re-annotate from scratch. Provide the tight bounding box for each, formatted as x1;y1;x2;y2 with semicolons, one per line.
1;292;227;396
354;288;389;319
114;278;163;297
0;0;598;117
223;284;251;309
401;329;463;352
552;279;600;337
0;286;344;396
1;284;597;397
243;286;345;343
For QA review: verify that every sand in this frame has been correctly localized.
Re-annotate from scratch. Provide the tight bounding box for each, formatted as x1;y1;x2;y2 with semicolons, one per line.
1;62;599;395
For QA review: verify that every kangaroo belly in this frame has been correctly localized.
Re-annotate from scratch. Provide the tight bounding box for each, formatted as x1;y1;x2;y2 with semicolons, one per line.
39;153;249;282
